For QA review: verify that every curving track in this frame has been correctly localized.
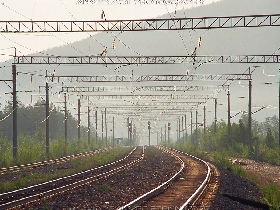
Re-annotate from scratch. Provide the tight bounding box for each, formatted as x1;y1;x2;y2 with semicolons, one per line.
118;146;220;209
0;146;219;209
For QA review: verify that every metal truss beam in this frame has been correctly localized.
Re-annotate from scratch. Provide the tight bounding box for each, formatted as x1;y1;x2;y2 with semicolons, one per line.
61;85;226;93
14;55;279;64
80;94;212;100
2;14;280;32
49;74;251;84
91;101;204;107
102;106;200;110
107;110;196;117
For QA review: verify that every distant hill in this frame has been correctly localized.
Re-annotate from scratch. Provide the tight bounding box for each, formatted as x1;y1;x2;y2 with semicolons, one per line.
1;0;279;125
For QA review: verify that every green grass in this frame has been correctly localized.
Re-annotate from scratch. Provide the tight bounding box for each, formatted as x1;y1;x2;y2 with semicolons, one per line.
262;184;280;210
0;134;115;168
96;183;111;193
0;147;131;193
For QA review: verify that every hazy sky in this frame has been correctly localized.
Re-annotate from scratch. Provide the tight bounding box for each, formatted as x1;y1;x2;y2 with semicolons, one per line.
0;0;221;62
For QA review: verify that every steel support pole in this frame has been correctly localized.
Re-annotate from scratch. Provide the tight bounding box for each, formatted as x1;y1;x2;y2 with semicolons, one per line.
176;120;178;141
45;72;50;156
130;120;132;146
190;112;193;144
127;117;129;144
161;127;163;143
182;116;184;142
196;110;198;146
95;110;97;144
227;89;231;146
203;106;206;135
157;131;159;145
178;118;181;141
112;116;115;148
101;112;104;143
165;123;167;143
78;99;81;141
185;114;187;142
248;79;252;148
88;106;90;145
64;93;67;142
12;64;17;159
214;98;217;133
279;64;280;152
148;121;151;146
168;122;170;143
105;108;107;147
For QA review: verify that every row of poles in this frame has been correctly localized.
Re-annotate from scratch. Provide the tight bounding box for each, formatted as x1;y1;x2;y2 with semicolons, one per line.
12;65;121;158
152;79;251;149
10;64;274;159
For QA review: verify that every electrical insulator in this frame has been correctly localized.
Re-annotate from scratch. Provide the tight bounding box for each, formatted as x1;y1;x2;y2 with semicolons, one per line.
101;10;106;19
168;122;171;130
198;36;202;47
112;39;116;49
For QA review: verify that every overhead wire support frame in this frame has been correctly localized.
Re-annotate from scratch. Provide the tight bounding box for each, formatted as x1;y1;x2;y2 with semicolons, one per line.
1;14;280;32
12;55;280;65
79;94;212;100
60;85;227;93
47;74;252;83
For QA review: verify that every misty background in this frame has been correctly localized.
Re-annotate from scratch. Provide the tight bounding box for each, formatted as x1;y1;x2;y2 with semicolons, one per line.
0;0;279;145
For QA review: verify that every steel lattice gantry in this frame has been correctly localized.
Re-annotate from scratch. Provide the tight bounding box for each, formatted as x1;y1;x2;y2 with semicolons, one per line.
79;94;212;100
13;55;280;64
1;14;280;32
102;106;199;111
91;101;205;107
48;74;251;83
60;85;227;93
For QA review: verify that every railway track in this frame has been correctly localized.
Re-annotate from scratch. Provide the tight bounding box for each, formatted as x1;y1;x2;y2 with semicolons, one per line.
118;146;220;209
1;146;219;209
0;147;113;175
0;146;144;210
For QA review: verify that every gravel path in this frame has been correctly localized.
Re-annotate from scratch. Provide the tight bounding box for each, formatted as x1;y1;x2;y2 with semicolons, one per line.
210;167;269;210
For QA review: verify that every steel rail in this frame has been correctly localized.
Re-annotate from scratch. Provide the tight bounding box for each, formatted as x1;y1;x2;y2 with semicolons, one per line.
0;147;144;210
118;146;185;210
0;148;110;174
117;146;212;209
171;148;211;210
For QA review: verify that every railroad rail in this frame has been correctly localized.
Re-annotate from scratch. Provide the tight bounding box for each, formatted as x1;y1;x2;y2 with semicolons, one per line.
118;146;219;209
0;148;113;175
0;146;144;210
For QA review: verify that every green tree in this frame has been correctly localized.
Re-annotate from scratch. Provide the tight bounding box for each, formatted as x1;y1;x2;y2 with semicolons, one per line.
265;128;276;148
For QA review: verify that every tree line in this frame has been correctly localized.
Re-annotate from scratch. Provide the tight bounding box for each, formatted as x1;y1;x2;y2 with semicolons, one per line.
0;99;90;142
184;114;279;165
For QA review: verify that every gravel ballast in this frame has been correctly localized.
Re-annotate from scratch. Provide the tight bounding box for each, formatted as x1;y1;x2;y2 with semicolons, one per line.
25;146;180;209
210;167;269;210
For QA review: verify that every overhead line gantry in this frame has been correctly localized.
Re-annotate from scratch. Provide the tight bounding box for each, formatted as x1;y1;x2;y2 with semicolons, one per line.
1;14;280;32
60;85;227;93
13;55;280;64
79;94;212;100
47;74;251;84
